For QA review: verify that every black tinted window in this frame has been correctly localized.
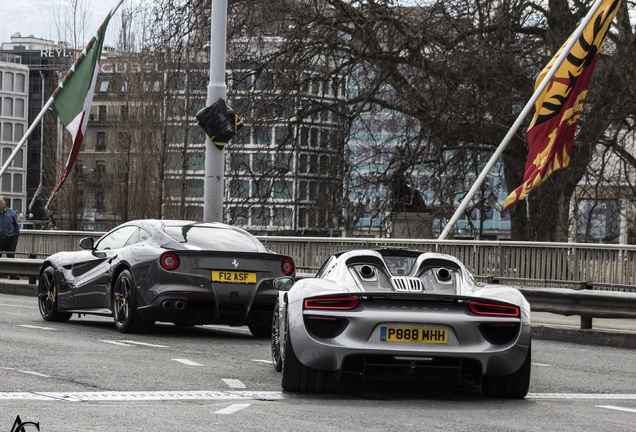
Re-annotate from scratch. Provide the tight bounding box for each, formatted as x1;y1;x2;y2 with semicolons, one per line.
96;226;139;251
163;225;267;252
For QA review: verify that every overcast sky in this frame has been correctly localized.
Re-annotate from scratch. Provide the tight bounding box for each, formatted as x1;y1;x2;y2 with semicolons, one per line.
0;0;137;46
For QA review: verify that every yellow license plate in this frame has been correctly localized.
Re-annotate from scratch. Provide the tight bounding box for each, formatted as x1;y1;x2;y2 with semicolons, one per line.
211;271;257;284
381;326;448;344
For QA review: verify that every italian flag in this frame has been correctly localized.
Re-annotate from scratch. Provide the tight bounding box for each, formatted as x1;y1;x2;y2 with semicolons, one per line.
46;9;113;209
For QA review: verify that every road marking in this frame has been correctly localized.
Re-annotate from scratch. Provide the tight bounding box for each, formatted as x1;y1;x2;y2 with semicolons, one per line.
222;379;246;389
215;403;251;414
0;303;38;309
252;359;272;364
0;391;285;402
531;363;551;367
100;340;133;346
0;391;634;402
119;340;169;348
597;405;636;413
528;394;636;399
20;325;56;331
0;367;49;378
172;358;203;366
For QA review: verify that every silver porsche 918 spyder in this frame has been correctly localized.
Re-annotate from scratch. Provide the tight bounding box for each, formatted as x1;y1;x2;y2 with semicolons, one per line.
271;249;531;398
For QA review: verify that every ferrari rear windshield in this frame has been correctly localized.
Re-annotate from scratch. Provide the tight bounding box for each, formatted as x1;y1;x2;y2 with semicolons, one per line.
163;225;267;252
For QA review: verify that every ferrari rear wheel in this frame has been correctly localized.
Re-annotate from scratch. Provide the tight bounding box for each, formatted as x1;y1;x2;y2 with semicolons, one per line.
112;269;154;334
281;314;327;393
482;343;531;399
37;267;72;322
271;299;282;372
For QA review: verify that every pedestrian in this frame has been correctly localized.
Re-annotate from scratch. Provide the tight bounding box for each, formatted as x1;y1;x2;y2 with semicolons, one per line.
0;195;20;265
42;218;57;230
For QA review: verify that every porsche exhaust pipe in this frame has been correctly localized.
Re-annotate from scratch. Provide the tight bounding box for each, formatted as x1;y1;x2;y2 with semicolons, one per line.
359;265;375;278
174;300;186;311
436;268;452;282
161;300;173;310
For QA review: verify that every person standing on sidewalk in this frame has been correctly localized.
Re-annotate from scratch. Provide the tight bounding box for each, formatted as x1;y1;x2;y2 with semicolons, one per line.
0;195;20;258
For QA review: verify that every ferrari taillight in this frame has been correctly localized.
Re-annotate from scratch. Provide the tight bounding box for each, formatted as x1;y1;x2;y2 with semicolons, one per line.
281;258;295;276
160;252;180;271
304;296;360;310
467;301;519;317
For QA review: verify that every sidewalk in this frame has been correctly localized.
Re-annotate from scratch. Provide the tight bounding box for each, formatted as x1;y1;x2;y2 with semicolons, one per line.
2;279;635;349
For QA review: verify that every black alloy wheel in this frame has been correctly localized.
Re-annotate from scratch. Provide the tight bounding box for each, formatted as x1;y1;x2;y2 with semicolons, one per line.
37;267;72;322
112;269;154;334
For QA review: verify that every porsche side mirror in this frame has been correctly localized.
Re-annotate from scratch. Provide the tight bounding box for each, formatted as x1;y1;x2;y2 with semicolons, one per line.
273;276;295;292
79;237;95;250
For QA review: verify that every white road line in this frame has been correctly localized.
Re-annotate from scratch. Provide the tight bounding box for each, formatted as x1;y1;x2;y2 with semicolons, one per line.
100;340;134;346
0;303;38;309
597;405;636;414
119;341;169;348
222;379;247;389
528;394;636;399
172;358;203;366
16;370;49;378
531;363;551;367
215;403;251;415
1;367;49;378
0;391;285;402
252;359;273;364
20;325;56;331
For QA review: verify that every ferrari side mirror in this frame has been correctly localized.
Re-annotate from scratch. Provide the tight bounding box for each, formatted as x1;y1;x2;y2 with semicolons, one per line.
273;276;295;292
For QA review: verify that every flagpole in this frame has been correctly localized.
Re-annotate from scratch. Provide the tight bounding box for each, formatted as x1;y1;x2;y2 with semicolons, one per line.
0;0;126;190
438;0;607;240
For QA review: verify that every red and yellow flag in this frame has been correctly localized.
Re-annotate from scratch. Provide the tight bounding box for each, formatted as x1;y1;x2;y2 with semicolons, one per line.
503;0;621;211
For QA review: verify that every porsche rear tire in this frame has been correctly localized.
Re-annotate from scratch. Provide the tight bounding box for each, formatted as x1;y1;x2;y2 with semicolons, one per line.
482;343;531;399
271;299;282;372
281;315;326;393
112;270;154;334
38;267;72;322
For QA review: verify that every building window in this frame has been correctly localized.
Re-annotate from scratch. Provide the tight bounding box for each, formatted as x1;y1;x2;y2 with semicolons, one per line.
14;99;24;118
99;80;109;92
252;206;271;226
98;105;107;121
1;173;9;191
229;152;250;172
14;124;23;142
3;73;13;92
273;180;292;199
229;206;249;225
253;153;272;174
118;132;130;151
2;123;12;142
96;132;106;151
274;207;293;227
229;179;249;198
12;173;22;193
3;98;12;117
120;105;129;120
15;74;25;93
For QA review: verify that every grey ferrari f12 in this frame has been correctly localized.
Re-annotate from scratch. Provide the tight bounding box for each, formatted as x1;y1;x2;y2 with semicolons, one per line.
271;249;531;398
38;219;295;335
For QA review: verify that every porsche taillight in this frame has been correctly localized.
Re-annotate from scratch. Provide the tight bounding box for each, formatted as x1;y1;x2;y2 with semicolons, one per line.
160;252;180;271
304;296;360;310
282;258;295;276
467;301;519;317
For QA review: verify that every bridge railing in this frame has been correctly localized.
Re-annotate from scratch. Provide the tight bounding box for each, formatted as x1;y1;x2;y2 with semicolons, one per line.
12;230;636;292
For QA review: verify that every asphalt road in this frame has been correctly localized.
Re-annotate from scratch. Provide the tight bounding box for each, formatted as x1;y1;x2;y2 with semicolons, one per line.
1;293;635;432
